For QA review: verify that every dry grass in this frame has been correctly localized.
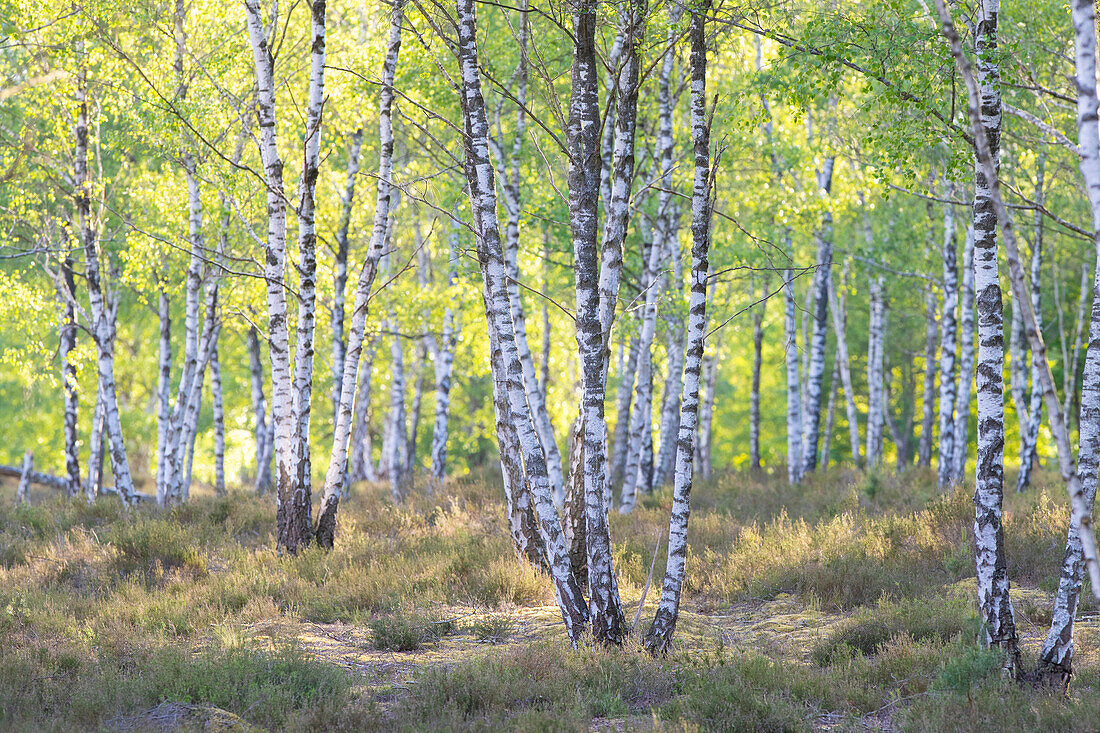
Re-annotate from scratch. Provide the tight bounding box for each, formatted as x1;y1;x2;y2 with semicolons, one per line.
0;466;1098;731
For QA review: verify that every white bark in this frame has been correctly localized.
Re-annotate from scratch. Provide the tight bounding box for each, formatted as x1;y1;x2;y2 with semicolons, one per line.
802;159;835;474
430;219;459;484
60;259;80;496
1017;169;1044;492
155;290;171;501
646;1;711;654
314;2;401;546
244;0;307;551
866;275;886;467
332;128;364;420
247;326;272;495
953;226;976;483
455;0;589;642
829;264;861;467
917;282;938;467
937;191;959;488
212;343;226;496
785;260;805;481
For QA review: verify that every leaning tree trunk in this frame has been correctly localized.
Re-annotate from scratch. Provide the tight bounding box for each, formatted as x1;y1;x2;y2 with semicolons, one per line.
1035;0;1100;685
244;0;309;552
332;128;364;420
829;264;861;467
953;225;976;484
314;0;401;547
917;283;938;468
456;0;589;643
645;0;711;654
937;191;959;489
1017;166;1044;492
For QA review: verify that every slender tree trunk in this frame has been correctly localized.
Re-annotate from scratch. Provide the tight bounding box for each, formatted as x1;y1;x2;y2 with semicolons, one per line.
866;275;886;467
654;217;685;488
385;321;407;498
60;259;80;496
332;128;363;420
75;62;135;506
953;226;976;484
829;265;861;467
750;281;765;472
802;159;835;474
456;0;589;642
821;356;839;471
430;220;459;484
86;381;105;501
918;283;938;467
784;258;805;481
347;337;378;486
610;337;639;490
16;451;32;504
938;191;959;488
1063;264;1090;434
314;1;401;546
1036;0;1100;684
247;326;272;495
212;343;226;496
1018;166;1044;491
244;0;308;552
155;290;171;500
696;346;718;480
646;1;711;653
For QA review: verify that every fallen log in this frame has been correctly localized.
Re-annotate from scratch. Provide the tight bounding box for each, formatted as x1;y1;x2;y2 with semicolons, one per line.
0;463;154;502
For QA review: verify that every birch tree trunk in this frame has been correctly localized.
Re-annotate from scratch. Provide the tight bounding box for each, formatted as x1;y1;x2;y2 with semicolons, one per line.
609;337;639;489
247;326;272;495
212;343;226;496
60;259;80;496
1036;0;1100;685
938;192;959;488
313;0;402;546
347;337;378;486
287;0;328;527
917;283;938;467
1063;264;1090;433
385;321;407;498
967;0;1019;664
645;0;711;653
86;382;105;502
802;158;835;474
784;261;805;481
953;225;976;484
155;290;171;501
570;0;633;644
1017;176;1044;491
829;264;861;467
455;0;589;642
654;217;685;488
244;0;309;552
821;356;839;470
750;281;765;472
74;62;135;506
430;220;459;484
866;275;886;467
332;128;363;421
697;347;718;480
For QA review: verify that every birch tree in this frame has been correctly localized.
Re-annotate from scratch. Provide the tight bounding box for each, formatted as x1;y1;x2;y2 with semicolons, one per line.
937;189;959;489
646;0;712;654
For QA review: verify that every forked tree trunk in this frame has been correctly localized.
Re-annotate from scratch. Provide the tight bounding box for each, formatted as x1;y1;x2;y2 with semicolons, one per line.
645;0;711;654
314;1;402;546
455;0;589;643
244;0;308;552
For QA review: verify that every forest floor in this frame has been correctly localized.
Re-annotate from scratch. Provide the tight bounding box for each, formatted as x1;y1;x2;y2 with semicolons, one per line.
1;465;1099;731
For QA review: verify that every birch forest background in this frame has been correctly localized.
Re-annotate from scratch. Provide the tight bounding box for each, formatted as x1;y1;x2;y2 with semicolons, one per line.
4;0;1100;729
